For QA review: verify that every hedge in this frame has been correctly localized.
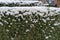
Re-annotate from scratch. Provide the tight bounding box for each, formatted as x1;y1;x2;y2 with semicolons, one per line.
0;7;60;40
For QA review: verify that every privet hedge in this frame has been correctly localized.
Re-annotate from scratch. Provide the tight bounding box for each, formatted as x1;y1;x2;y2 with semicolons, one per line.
0;2;40;7
0;8;60;40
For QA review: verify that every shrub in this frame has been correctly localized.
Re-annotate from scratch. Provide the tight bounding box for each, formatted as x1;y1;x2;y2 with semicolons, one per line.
0;8;60;40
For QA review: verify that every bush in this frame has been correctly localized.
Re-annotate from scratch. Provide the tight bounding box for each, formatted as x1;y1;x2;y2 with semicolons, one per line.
0;8;60;40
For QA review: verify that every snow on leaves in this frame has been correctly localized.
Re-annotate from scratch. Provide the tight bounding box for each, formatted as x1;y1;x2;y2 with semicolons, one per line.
0;7;60;40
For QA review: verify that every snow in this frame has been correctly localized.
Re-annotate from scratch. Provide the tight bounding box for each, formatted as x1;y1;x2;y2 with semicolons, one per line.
0;1;42;5
42;19;46;23
54;22;60;26
51;18;55;21
11;37;14;40
30;24;35;28
18;19;20;21
0;7;60;14
51;27;54;29
26;29;30;32
4;20;8;24
42;30;45;33
0;6;59;40
0;7;48;14
6;29;9;32
0;7;60;26
10;23;13;25
25;20;28;23
46;17;50;20
0;1;44;7
0;22;3;26
0;0;38;2
0;7;46;16
8;25;11;27
45;36;49;39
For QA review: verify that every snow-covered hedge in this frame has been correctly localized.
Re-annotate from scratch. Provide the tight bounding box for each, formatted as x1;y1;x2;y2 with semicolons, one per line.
0;1;43;7
0;7;60;40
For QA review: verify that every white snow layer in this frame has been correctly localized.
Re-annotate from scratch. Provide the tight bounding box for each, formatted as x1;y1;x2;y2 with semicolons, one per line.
0;7;60;16
0;0;39;3
0;7;60;26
